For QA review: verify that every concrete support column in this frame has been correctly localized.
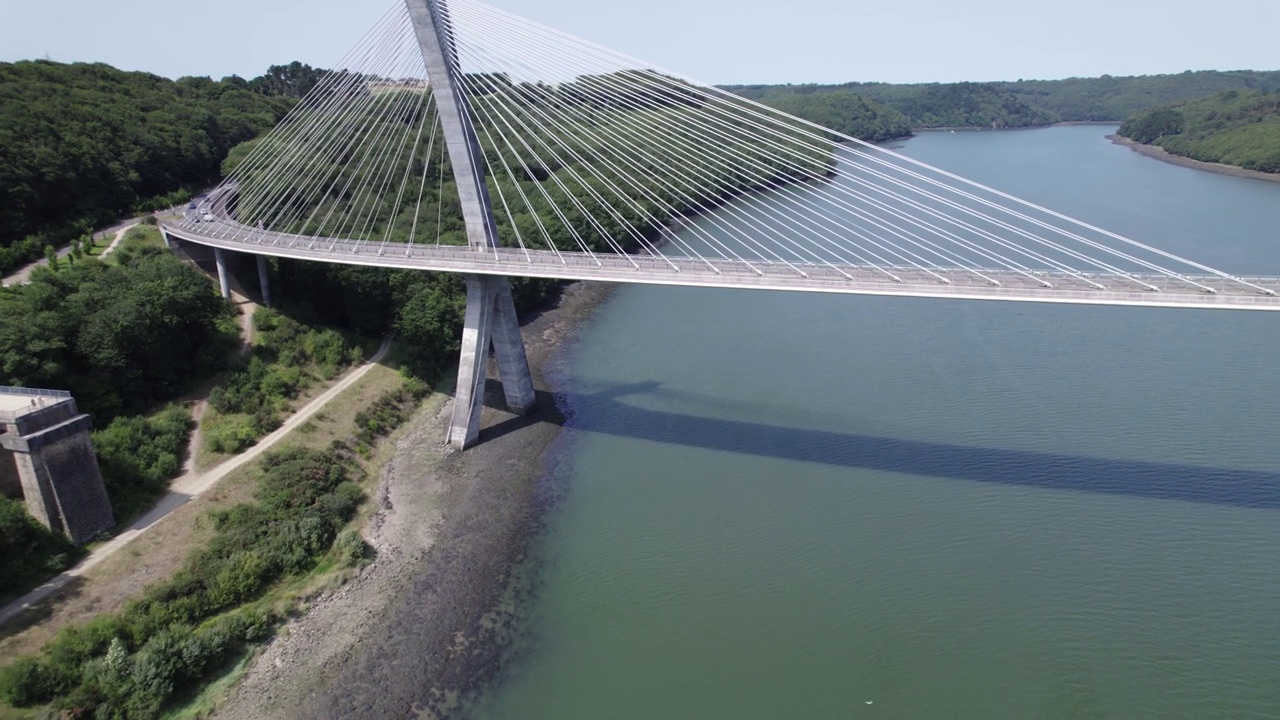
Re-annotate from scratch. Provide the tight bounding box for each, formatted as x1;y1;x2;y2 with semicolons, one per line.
214;248;231;299
491;280;536;413
410;1;535;449
256;255;272;306
448;275;497;450
160;228;172;249
447;275;536;449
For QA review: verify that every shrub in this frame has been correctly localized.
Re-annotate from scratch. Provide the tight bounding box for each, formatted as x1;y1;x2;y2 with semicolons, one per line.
0;656;58;707
333;528;368;565
93;405;193;521
201;412;260;454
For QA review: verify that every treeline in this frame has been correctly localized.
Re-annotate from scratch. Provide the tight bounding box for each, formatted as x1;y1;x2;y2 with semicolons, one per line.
1118;90;1280;173
743;91;911;141
727;70;1280;129
0;60;308;274
736;82;1053;130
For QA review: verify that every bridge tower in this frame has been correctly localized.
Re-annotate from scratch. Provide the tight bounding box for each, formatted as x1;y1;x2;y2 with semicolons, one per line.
406;0;537;449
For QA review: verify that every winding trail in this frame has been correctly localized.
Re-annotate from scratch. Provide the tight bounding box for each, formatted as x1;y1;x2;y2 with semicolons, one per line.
2;219;141;287
0;336;393;628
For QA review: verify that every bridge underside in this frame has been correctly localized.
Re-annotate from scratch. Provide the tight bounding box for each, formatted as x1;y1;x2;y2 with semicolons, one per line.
162;223;1280;312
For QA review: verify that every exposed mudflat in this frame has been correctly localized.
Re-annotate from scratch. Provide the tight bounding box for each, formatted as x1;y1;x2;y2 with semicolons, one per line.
212;281;614;720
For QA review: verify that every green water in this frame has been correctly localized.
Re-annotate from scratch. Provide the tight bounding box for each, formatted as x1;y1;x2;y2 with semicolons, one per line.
470;127;1280;719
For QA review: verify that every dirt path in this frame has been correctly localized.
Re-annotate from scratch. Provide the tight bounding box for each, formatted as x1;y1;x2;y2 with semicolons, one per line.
2;218;143;287
0;337;393;628
96;222;138;260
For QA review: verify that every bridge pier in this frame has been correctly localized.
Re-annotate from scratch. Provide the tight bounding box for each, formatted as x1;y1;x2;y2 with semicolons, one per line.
214;248;231;299
448;274;535;449
256;255;272;306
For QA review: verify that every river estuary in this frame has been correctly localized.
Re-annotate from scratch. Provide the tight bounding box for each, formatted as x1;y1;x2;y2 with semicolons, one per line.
468;125;1280;719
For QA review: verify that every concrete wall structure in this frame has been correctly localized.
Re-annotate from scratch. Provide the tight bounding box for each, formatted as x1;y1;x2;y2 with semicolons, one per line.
0;387;114;544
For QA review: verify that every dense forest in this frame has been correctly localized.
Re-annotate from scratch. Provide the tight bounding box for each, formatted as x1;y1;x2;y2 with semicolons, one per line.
0;61;325;274
729;70;1280;130
735;91;911;140
0;245;233;420
1117;90;1280;173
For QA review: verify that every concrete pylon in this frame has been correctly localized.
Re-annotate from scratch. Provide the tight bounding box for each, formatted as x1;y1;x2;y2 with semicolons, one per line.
213;247;231;299
256;255;272;306
447;275;537;448
407;0;536;449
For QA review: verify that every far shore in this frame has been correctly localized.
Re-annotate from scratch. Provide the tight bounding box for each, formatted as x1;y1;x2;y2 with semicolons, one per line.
912;121;1119;133
1107;133;1280;184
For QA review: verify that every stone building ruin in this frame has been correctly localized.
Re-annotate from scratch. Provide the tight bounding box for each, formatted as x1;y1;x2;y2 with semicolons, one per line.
0;387;114;544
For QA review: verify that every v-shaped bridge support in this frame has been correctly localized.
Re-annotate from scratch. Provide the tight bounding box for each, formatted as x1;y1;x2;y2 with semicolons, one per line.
449;274;536;448
407;0;537;448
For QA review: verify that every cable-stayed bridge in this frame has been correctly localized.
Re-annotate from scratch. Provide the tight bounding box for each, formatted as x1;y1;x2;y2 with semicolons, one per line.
159;0;1280;447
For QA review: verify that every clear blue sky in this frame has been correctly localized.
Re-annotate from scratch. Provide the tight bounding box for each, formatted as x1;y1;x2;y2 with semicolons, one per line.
2;0;1276;84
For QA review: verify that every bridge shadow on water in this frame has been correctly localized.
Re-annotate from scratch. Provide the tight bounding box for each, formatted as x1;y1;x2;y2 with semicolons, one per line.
485;380;1280;510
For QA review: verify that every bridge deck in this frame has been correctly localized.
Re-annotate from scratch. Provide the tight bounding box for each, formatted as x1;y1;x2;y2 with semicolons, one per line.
161;220;1280;311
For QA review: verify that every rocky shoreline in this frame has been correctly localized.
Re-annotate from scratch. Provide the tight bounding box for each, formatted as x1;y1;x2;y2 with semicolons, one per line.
212;281;616;719
1108;133;1280;184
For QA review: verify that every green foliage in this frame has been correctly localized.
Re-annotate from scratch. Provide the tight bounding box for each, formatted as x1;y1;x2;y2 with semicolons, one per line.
732;81;1058;129
0;247;235;420
0;447;360;716
0;497;84;600
93;405;193;522
0;60;299;272
332;528;368;565
244;61;326;99
202;307;361;454
200;411;264;455
1119;90;1280;173
1118;108;1186;143
352;377;429;452
745;90;912;140
1002;70;1280;122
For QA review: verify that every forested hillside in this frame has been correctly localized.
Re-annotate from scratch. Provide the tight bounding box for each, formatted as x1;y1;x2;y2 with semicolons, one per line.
740;91;911;140
728;70;1280;130
1117;90;1280;173
1005;70;1280;121
0;61;310;273
734;82;1055;129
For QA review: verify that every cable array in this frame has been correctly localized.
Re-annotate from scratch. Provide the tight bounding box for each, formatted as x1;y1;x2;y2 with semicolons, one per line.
182;0;1273;298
